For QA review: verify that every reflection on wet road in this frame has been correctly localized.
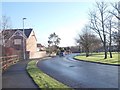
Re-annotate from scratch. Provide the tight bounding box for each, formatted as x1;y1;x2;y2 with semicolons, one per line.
37;54;119;88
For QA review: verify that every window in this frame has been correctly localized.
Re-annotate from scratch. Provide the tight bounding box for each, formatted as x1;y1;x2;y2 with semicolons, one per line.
14;39;21;45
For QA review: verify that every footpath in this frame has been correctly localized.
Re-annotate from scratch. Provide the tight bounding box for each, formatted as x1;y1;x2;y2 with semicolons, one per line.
2;60;39;89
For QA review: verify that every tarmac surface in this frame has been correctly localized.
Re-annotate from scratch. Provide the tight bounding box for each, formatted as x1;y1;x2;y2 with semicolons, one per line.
2;60;39;89
37;54;119;89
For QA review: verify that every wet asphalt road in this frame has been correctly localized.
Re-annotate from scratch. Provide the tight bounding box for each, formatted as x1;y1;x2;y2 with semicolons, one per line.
37;53;119;88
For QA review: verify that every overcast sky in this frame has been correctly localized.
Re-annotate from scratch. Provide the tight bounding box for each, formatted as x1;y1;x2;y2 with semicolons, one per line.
2;0;118;47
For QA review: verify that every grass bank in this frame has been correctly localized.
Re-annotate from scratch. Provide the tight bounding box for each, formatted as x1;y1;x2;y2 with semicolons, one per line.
27;60;72;89
74;52;119;65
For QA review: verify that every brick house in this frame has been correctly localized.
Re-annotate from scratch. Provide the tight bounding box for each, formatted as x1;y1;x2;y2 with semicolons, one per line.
37;43;46;51
1;28;46;59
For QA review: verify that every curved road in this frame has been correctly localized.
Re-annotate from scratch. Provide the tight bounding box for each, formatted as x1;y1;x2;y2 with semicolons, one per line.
37;54;119;88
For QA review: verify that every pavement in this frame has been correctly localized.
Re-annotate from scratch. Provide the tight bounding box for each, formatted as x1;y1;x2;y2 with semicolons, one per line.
37;54;119;89
2;60;39;89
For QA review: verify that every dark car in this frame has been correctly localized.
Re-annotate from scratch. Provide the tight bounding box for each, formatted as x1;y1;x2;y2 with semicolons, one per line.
59;52;64;57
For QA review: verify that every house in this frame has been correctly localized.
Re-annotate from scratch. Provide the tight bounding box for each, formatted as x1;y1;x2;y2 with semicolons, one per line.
37;43;46;51
1;28;46;59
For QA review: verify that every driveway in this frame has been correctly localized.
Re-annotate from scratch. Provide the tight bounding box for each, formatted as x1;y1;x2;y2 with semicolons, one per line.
37;54;119;88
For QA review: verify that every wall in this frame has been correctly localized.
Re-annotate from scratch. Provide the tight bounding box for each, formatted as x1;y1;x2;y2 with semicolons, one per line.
29;51;46;59
26;30;37;59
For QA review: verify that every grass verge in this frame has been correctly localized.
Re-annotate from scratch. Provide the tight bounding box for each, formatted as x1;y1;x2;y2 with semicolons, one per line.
74;52;119;65
27;60;72;89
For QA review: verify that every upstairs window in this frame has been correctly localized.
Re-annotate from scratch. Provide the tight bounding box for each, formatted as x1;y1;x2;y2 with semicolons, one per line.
14;39;21;45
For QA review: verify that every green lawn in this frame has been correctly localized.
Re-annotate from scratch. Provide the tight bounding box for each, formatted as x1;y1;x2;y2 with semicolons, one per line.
27;60;72;89
74;52;120;65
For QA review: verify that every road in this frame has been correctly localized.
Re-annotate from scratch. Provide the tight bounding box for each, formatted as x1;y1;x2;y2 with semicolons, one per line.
37;53;119;88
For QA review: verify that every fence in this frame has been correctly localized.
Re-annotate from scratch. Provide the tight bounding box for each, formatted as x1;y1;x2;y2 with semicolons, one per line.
0;55;19;71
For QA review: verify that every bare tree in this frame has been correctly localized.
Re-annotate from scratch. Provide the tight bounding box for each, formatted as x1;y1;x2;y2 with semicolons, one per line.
109;2;120;20
75;26;101;57
111;2;120;52
1;15;12;30
89;2;109;59
0;15;12;56
0;15;12;45
105;15;114;58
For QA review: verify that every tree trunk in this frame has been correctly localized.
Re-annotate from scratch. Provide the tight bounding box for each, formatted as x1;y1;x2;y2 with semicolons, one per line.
109;50;112;58
104;49;107;59
86;48;89;57
86;52;89;57
109;42;112;58
109;21;112;58
78;45;80;53
104;34;107;59
109;37;112;58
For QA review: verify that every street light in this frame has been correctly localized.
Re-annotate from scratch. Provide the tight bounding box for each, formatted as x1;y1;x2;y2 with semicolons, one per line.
23;18;26;60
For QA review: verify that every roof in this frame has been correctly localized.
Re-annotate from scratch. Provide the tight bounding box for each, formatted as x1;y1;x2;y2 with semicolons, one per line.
37;43;44;47
2;28;33;39
12;28;33;38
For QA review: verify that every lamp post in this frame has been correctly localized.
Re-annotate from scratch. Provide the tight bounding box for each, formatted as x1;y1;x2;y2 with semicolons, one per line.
23;18;26;60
